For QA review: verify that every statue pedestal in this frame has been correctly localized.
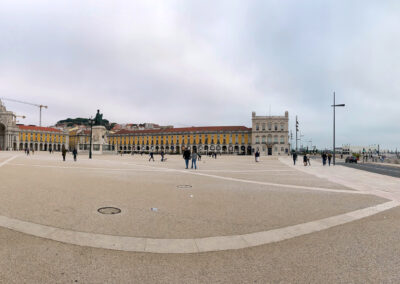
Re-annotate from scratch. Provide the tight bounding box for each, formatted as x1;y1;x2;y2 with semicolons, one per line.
91;125;107;154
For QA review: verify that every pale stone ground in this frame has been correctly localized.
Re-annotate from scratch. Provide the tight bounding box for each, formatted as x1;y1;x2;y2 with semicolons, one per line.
0;152;400;283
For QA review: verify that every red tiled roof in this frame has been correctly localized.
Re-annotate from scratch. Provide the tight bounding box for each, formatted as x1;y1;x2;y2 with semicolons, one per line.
114;126;251;135
18;125;62;133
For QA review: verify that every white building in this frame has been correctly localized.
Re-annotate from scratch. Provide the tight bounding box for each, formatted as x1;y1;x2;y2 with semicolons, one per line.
251;111;289;156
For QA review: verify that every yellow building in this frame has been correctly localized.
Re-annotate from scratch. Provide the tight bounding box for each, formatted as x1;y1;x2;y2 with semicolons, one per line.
107;126;252;155
18;125;69;151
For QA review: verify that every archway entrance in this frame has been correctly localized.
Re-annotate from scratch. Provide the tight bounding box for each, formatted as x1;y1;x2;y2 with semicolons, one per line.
0;123;5;150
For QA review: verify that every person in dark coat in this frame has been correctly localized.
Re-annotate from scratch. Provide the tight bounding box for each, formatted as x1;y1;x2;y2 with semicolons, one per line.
293;152;298;165
149;152;154;162
72;148;78;162
160;151;165;162
322;152;327;166
303;154;308;166
328;153;332;166
183;149;191;169
62;146;67;162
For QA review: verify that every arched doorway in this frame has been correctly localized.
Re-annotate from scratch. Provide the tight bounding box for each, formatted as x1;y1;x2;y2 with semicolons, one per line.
0;123;5;150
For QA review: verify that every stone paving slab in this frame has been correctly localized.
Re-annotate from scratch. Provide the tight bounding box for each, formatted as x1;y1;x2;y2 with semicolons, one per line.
0;154;387;239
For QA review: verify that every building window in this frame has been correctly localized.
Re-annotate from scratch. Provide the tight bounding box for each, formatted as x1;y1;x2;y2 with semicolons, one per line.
268;123;272;131
267;135;272;143
280;123;284;131
274;135;278;143
274;147;277;152
262;136;266;143
256;124;259;131
280;136;285;144
281;147;284;151
255;136;260;144
262;123;266;130
274;124;278;131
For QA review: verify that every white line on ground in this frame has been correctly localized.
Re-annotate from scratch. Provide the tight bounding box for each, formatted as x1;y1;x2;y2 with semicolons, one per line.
0;155;19;168
9;163;297;173
0;200;397;253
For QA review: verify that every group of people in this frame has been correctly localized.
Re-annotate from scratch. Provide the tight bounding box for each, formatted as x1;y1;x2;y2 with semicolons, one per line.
183;149;201;169
24;148;34;155
148;151;168;162
292;152;333;166
321;152;332;166
60;147;78;162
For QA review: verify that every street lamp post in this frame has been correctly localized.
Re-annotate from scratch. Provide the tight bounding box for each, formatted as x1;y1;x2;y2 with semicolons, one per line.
89;117;94;159
332;92;345;165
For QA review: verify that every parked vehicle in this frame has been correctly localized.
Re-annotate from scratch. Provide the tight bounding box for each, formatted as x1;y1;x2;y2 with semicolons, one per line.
345;156;358;163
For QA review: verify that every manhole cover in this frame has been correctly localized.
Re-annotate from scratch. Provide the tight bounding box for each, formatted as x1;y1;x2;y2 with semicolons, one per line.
98;207;121;215
177;185;192;189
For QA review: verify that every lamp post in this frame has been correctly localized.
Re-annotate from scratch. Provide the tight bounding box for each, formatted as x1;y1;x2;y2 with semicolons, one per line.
332;92;345;165
89;117;94;159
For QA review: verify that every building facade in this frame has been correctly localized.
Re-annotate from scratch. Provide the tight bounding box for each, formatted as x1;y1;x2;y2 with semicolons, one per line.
18;125;69;152
0;100;20;151
251;111;290;155
107;126;253;155
0;99;69;151
1;100;289;156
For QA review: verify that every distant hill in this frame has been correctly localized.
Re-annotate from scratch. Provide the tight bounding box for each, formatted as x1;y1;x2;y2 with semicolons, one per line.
56;118;116;130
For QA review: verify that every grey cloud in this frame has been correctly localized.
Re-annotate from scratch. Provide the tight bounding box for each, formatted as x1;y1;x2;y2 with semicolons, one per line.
0;0;399;149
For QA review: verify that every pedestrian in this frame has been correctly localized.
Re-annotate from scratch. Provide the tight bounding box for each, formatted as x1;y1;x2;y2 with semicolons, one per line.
303;154;308;166
307;153;311;166
198;153;202;161
255;150;260;162
26;148;30;156
322;152;327;166
328;153;332;166
32;148;34;155
49;148;51;154
62;145;67;162
72;148;78;162
293;152;297;165
149;152;154;162
160;150;165;162
183;148;191;169
191;151;198;169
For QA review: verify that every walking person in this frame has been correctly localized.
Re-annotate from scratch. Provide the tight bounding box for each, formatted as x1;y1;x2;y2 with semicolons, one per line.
149;152;154;162
307;153;311;166
26;148;30;156
61;145;67;162
255;150;260;162
292;152;297;165
72;148;78;162
191;151;198;170
183;148;191;169
328;153;332;166
160;150;165;162
197;153;202;161
322;152;327;166
303;154;308;166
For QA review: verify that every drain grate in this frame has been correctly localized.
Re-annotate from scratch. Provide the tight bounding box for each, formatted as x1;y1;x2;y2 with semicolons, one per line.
177;185;192;189
98;207;121;215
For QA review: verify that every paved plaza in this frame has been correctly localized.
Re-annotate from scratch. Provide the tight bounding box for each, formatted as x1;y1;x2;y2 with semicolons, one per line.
1;152;400;283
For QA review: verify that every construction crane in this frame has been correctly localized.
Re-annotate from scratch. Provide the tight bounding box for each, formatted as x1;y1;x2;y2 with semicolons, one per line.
0;97;48;126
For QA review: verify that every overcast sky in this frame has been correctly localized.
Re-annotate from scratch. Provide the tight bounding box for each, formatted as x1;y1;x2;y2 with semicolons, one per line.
0;0;399;149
